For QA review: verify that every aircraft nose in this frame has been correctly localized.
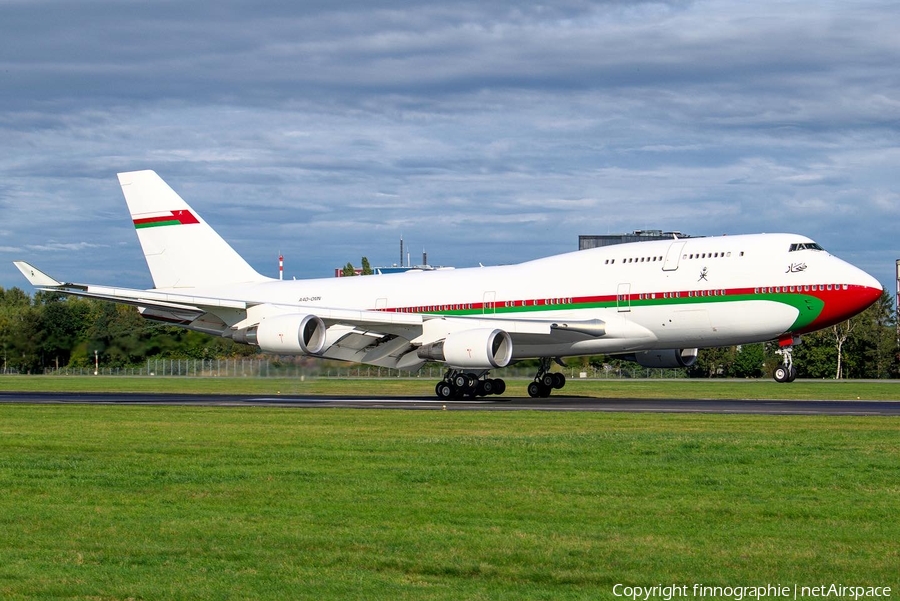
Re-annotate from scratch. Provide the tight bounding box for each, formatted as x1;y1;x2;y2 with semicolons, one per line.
865;272;883;294
794;265;883;335
857;276;883;308
854;263;882;295
840;268;883;320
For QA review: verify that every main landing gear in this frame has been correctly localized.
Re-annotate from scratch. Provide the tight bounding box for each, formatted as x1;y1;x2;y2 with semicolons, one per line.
773;336;798;383
435;369;507;399
527;357;567;398
433;358;570;399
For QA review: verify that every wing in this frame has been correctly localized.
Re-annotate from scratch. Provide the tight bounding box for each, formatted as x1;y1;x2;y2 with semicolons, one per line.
13;261;621;371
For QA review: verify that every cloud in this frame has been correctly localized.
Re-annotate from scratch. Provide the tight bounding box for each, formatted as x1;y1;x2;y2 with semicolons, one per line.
25;242;109;253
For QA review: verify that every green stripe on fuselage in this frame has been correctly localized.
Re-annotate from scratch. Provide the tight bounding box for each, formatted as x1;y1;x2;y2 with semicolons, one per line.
412;293;826;331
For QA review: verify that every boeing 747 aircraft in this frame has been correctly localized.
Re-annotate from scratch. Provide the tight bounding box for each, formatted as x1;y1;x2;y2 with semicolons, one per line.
15;170;882;398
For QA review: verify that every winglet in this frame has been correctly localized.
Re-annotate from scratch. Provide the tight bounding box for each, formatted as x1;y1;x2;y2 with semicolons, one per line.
13;261;64;287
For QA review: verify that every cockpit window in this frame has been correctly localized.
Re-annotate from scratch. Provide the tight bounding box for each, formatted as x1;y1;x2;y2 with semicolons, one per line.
789;242;824;252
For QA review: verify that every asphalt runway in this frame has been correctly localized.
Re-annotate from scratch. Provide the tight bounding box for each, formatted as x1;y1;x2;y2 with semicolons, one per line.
1;391;899;415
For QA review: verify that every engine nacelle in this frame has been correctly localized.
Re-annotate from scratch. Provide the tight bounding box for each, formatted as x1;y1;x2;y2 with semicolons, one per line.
239;313;327;355
417;328;513;369
627;348;698;368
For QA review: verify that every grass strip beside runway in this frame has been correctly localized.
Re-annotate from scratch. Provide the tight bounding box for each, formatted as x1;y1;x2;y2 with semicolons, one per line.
0;406;897;600
3;375;900;400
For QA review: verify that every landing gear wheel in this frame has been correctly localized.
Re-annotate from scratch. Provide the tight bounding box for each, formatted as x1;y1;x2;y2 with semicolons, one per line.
551;373;566;389
774;366;791;383
436;382;455;399
527;381;551;398
436;371;502;399
773;337;799;383
529;357;566;398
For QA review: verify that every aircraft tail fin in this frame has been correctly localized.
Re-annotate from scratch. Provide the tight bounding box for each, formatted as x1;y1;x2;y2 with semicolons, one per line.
118;170;269;289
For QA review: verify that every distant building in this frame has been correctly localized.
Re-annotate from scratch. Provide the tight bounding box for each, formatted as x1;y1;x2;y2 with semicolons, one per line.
578;229;699;250
334;267;364;277
335;248;451;277
335;263;452;277
375;264;449;275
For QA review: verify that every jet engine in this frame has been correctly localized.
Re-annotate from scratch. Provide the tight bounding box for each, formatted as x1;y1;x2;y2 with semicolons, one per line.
626;348;699;368
237;313;327;355
417;328;513;369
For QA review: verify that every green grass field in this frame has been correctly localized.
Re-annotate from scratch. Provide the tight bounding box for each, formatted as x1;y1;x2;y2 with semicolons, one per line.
3;374;900;400
0;403;898;600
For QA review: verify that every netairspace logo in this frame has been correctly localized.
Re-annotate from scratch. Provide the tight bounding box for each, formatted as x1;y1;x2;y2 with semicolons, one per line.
612;583;893;601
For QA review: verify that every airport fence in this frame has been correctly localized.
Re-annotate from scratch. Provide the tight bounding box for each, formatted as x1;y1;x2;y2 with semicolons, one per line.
38;358;689;380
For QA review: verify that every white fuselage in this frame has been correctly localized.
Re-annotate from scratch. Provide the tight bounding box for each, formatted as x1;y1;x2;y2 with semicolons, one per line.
171;232;881;359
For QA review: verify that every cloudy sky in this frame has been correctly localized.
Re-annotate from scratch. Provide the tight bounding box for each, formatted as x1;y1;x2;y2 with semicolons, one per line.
1;0;898;294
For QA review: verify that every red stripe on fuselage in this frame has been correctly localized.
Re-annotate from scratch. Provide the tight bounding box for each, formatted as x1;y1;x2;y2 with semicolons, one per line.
377;284;882;336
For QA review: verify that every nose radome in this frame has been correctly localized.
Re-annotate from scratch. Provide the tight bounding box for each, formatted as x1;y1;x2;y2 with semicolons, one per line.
847;267;882;315
859;279;883;307
794;263;883;335
856;264;882;292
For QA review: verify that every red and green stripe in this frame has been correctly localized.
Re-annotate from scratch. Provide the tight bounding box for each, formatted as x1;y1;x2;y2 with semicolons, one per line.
379;285;880;334
133;210;199;229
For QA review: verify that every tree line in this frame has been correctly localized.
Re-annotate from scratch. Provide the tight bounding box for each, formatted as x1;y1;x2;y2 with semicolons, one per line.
0;288;256;374
341;257;373;277
1;286;897;378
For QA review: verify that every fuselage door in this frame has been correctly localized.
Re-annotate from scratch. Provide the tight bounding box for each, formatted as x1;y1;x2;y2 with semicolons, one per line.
483;291;496;314
617;283;631;312
663;241;686;272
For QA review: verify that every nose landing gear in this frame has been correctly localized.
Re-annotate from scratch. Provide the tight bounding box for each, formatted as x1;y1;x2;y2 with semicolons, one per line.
774;336;799;383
